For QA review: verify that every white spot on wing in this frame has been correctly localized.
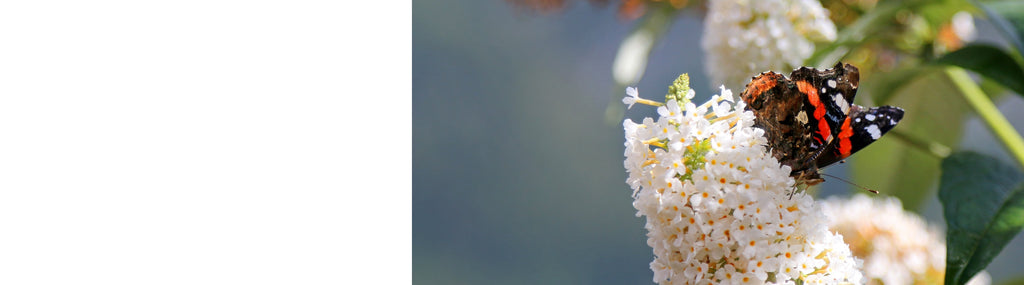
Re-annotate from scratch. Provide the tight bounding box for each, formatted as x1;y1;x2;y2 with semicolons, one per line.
866;124;882;140
834;94;849;114
865;114;876;121
828;80;837;88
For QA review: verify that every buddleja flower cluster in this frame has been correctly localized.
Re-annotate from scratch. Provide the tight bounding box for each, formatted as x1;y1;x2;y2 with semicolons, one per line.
623;76;863;284
822;195;990;285
702;0;837;91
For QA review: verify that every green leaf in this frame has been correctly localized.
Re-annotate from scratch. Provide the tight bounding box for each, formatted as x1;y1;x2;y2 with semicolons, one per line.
940;151;1024;285
808;2;902;67
934;44;1024;96
809;0;974;68
918;0;976;28
975;0;1024;55
851;70;971;210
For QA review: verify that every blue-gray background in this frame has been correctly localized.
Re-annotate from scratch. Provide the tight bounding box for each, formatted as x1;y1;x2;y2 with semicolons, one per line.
413;0;1024;283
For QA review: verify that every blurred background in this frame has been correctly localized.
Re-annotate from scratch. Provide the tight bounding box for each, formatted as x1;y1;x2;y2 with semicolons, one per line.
413;0;1024;283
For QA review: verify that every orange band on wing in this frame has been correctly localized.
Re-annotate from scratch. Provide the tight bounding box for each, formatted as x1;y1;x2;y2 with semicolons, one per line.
796;81;831;141
837;117;853;157
745;74;778;101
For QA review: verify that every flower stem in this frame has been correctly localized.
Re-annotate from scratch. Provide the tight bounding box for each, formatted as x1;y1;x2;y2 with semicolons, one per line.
643;138;667;148
635;98;665;107
946;67;1024;169
887;129;951;160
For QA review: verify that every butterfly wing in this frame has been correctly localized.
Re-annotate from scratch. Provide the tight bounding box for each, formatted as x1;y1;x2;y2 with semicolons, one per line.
813;104;905;168
788;62;861;141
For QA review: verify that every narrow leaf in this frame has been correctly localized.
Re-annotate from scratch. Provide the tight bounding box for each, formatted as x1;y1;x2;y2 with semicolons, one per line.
975;0;1024;55
807;2;901;67
934;44;1024;96
940;151;1024;285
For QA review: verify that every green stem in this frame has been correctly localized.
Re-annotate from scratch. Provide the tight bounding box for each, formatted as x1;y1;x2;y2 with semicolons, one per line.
946;67;1024;170
888;129;952;160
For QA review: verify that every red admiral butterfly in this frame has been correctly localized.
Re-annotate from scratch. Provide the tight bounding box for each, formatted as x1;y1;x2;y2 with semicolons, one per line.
740;62;903;185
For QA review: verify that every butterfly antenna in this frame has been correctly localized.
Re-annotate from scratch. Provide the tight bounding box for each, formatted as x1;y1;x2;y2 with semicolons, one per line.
821;173;878;194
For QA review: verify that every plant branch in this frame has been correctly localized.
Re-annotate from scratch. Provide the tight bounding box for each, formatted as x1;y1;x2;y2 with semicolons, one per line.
888;129;952;160
946;67;1024;170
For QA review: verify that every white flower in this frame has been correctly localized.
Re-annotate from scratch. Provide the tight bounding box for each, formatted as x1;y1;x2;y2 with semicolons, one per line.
624;83;862;284
624;86;641;109
702;0;837;91
952;11;975;43
822;195;991;285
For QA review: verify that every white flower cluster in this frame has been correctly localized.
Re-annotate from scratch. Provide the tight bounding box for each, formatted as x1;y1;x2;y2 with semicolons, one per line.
624;84;862;284
822;195;991;285
702;0;837;91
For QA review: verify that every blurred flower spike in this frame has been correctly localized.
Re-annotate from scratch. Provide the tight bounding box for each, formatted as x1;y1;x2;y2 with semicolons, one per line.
623;75;862;284
703;0;838;91
505;0;691;19
823;195;991;285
